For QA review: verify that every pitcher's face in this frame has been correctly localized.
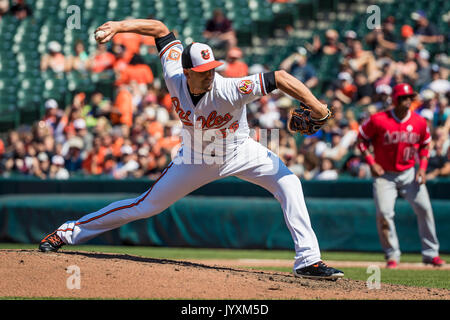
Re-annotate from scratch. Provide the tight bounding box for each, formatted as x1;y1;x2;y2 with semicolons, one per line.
184;69;215;93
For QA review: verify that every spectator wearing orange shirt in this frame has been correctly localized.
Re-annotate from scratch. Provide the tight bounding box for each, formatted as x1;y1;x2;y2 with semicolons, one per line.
222;47;248;78
88;44;116;73
111;85;134;128
115;54;154;87
82;136;105;175
335;72;357;104
113;30;144;63
112;44;129;73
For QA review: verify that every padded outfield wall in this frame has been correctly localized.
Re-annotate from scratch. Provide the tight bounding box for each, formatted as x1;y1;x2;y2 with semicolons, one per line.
0;177;449;252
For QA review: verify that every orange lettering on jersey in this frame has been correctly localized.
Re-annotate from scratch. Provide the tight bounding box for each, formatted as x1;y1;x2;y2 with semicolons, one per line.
172;97;193;126
198;112;233;130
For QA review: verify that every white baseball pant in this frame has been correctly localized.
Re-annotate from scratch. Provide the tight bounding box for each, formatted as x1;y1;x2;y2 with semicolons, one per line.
56;138;322;270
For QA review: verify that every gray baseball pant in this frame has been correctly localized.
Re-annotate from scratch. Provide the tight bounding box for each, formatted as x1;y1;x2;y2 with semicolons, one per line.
373;167;440;262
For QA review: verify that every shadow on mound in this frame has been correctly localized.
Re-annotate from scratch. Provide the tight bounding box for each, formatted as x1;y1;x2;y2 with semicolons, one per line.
58;250;295;281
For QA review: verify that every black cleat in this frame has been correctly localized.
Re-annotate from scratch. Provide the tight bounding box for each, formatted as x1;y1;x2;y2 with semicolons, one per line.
294;261;344;281
39;231;65;252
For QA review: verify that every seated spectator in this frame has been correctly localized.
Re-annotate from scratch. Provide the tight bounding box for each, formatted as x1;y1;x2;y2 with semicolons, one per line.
82;92;112;128
111;85;134;128
314;158;338;180
88;43;116;73
365;16;397;52
42;99;60;132
396;49;418;84
426;140;449;180
132;146;157;178
0;0;9;20
435;96;450;127
40;41;66;73
346;40;381;83
112;44;129;73
308;29;342;56
74;118;93;152
415;49;432;88
353;72;374;106
64;137;84;173
222;47;248;78
10;0;32;20
316;126;356;163
280;47;318;89
334;72;357;105
412;10;444;44
424;65;450;96
113;144;139;179
398;25;422;53
255;96;280;129
374;60;395;89
113;20;145;63
115;54;154;87
203;8;237;50
66;40;89;73
372;84;392;110
341;30;358;57
49;155;69;180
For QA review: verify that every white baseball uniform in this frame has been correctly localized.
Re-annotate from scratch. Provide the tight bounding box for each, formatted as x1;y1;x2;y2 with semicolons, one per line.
55;34;322;270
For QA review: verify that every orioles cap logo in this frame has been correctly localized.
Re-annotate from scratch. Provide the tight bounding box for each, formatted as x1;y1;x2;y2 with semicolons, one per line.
201;49;210;60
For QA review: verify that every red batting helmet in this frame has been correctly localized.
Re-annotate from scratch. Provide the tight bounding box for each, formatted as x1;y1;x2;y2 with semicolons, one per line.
392;83;416;105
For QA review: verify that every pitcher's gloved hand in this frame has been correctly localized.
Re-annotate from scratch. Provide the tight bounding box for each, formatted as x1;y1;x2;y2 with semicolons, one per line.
288;102;332;135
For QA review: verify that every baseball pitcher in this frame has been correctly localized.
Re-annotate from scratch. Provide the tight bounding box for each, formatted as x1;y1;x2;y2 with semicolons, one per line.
39;19;343;280
358;83;445;268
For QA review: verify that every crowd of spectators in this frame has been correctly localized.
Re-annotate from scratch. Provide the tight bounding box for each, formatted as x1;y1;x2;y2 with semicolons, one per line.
0;8;449;181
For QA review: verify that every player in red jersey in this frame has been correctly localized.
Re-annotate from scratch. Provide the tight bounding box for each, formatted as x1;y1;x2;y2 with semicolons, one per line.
358;83;445;269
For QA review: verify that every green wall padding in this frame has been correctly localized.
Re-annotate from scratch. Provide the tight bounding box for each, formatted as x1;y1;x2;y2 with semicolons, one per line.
0;194;449;252
1;177;449;199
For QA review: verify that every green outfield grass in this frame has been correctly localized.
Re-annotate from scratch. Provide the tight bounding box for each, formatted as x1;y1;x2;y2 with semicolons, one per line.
2;244;449;290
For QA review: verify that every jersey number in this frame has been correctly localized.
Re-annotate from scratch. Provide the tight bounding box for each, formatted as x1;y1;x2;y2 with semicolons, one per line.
403;146;416;162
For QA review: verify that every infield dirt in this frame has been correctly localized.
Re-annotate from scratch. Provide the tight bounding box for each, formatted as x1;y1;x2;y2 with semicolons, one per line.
1;249;449;300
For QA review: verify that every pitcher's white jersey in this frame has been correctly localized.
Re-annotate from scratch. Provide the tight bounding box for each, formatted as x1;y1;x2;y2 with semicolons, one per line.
51;32;326;274
159;38;271;157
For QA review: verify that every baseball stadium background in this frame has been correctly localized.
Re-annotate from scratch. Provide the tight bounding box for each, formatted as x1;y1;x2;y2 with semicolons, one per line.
0;0;450;296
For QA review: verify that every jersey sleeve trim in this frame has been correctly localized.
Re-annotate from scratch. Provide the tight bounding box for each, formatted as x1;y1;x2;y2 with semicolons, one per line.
422;136;432;145
159;40;183;59
359;126;370;140
258;73;267;96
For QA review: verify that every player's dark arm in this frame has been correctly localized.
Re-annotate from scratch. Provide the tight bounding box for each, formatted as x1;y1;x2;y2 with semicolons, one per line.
274;70;328;119
95;19;170;44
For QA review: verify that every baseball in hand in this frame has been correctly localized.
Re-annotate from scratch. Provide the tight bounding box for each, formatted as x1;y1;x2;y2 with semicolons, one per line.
95;30;106;42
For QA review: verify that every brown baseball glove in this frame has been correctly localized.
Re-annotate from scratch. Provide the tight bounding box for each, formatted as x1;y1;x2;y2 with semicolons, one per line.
287;102;332;135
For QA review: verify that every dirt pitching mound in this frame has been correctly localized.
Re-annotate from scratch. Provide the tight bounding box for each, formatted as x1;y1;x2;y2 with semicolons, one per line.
0;250;448;300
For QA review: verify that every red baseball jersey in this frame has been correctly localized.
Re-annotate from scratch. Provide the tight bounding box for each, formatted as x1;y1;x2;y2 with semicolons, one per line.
358;109;431;172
